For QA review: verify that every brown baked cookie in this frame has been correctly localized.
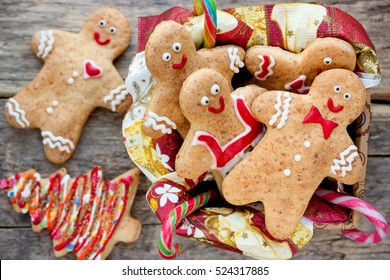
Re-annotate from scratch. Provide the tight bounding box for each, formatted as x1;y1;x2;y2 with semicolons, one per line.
142;20;245;139
222;69;366;240
175;68;266;188
0;166;141;260
245;37;356;94
4;8;132;164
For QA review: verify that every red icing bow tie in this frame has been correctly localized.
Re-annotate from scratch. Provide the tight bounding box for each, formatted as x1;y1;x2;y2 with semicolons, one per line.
303;106;338;139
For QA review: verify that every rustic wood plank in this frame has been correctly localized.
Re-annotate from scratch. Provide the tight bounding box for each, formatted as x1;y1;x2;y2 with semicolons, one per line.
369;104;390;155
0;0;389;98
1;221;389;260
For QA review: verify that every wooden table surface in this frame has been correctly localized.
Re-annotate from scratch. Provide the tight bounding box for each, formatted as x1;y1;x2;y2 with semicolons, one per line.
0;0;389;260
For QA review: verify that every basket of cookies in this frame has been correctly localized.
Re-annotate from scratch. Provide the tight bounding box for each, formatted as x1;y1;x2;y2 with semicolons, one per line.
122;1;387;259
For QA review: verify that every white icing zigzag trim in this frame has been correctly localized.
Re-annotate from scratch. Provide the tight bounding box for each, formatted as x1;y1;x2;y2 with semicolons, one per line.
41;131;75;154
143;111;177;134
5;98;30;128
227;47;244;73
37;30;54;59
330;145;359;177
103;84;128;112
269;91;282;125
269;91;291;129
278;92;291;129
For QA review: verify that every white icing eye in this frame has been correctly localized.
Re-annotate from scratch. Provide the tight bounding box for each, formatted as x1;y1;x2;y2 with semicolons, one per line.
344;93;352;100
210;84;220;95
323;57;332;65
162;52;171;61
200;96;209;106
109;27;117;34
99;20;106;27
334;85;342;93
172;42;182;52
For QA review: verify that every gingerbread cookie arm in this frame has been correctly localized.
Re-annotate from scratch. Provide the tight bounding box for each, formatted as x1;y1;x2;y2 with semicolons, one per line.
245;46;291;85
328;142;363;185
251;90;295;127
232;85;267;106
175;131;213;181
198;45;245;81
100;69;133;114
31;29;71;60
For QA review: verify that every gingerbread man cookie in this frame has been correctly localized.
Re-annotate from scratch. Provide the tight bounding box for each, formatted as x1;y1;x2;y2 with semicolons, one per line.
0;166;141;260
245;38;356;94
222;69;366;240
175;68;266;188
142;20;245;139
4;8;132;164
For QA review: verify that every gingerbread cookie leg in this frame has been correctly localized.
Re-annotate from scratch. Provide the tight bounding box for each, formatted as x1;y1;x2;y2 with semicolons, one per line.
39;114;87;164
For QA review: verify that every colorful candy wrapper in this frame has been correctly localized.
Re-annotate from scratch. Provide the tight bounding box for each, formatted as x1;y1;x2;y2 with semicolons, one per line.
123;1;387;259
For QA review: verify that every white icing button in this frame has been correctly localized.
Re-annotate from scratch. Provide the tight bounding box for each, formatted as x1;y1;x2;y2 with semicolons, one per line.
73;71;79;77
67;78;74;85
52;100;59;107
46;107;54;114
283;169;292;176
294;155;302;162
304;141;311;148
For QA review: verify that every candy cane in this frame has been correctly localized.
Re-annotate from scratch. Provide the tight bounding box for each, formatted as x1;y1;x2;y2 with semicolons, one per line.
315;187;388;243
194;0;217;48
158;189;218;259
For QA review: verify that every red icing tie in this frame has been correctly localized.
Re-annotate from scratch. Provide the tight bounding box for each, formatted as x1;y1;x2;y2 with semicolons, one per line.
303;106;338;140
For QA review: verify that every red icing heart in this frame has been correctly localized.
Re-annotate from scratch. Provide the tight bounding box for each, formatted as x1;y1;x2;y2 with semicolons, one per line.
83;60;103;79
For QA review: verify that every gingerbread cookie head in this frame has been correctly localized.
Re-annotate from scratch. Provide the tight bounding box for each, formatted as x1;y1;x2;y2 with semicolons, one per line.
302;38;356;74
307;69;366;124
145;20;197;78
80;8;131;58
179;68;234;125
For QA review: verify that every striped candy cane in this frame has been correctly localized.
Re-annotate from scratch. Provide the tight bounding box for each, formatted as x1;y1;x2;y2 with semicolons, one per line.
315;187;388;243
194;0;217;48
158;189;218;259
